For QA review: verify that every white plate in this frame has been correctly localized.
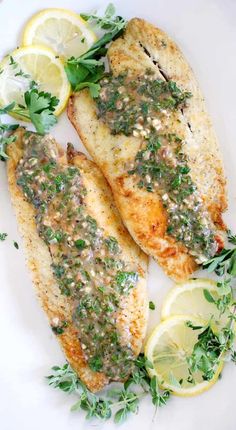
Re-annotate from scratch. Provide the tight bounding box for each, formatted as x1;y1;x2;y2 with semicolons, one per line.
0;0;236;429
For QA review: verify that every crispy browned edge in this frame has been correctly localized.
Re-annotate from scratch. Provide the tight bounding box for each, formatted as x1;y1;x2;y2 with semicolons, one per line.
7;128;148;392
67;18;227;282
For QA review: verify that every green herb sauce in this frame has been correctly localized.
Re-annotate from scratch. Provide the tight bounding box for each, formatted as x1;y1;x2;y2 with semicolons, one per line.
16;132;139;379
96;72;218;260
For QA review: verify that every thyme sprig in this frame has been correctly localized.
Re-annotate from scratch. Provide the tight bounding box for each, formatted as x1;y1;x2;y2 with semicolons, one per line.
46;355;170;423
202;230;236;313
188;230;236;380
187;306;236;382
81;3;126;32
0;103;19;160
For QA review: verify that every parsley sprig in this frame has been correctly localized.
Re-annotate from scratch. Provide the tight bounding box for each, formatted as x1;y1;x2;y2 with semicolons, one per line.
9;89;59;135
46;355;170;424
65;4;126;96
0;55;59;144
0;89;59;156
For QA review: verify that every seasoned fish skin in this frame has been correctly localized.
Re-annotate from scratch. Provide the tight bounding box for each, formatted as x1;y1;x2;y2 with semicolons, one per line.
68;18;227;281
7;128;148;392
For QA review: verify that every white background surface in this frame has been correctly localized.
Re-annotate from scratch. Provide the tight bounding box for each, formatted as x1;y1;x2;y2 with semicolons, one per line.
0;0;236;429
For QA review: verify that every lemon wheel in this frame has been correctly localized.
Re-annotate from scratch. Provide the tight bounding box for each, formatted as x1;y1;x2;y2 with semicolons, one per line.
22;8;96;59
145;315;223;396
0;45;70;118
161;278;231;328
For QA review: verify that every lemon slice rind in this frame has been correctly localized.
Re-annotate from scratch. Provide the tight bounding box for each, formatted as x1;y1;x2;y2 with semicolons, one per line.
22;8;97;59
0;45;70;118
145;315;223;397
161;278;225;322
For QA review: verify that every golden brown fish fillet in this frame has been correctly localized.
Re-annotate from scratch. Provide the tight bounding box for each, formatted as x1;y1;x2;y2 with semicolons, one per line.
68;18;227;281
7;127;148;392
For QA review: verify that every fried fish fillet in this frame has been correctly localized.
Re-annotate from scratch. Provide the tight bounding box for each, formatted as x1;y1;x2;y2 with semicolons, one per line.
68;18;227;281
7;128;148;392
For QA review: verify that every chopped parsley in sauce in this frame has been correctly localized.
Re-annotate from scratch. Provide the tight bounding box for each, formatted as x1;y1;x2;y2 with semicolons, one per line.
16;133;139;379
96;72;218;260
0;232;7;241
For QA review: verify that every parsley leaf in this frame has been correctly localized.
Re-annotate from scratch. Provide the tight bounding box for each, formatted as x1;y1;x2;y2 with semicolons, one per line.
105;236;120;254
75;82;101;98
1;55;58;135
51;320;68;335
0;232;8;241
13;241;19;249
149;301;155;310
115;271;138;294
24;89;59;134
88;355;103;372
1;90;59;137
65;5;126;95
75;239;86;250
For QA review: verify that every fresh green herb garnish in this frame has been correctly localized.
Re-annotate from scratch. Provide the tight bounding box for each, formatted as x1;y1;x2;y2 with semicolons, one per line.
14;69;31;79
149;301;155;310
0;103;19;160
186;308;236;382
9;55;17;68
51;320;68;335
203;230;236;313
105;236;120;254
8;57;30;78
46;355;170;423
13;241;19;249
203;230;236;276
8;55;31;79
75;239;86;250
227;230;236;245
115;271;138;294
189;230;236;382
2;55;57;135
88;355;103;372
65;4;126;96
81;3;126;32
0;232;8;241
231;350;236;363
0;90;58;140
9;89;59;134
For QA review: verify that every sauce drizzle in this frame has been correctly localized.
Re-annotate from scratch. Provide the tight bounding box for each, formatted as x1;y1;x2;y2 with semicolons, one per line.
16;132;139;379
96;72;218;260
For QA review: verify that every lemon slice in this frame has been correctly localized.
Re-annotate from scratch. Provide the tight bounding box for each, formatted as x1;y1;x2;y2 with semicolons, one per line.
22;8;97;59
0;45;70;117
161;278;230;328
145;315;223;396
